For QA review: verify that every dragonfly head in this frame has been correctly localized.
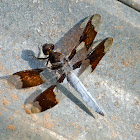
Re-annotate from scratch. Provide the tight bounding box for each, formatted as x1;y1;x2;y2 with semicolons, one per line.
42;43;55;55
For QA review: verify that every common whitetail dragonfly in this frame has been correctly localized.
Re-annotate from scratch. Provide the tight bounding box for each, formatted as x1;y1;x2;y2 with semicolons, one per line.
8;14;113;116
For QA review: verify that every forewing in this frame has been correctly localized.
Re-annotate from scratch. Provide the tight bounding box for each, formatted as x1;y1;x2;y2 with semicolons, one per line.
68;14;101;61
79;14;101;49
73;37;113;76
8;69;46;89
86;37;113;71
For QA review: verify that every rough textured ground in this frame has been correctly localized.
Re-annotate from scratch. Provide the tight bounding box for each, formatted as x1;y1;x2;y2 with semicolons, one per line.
118;0;140;11
0;0;140;140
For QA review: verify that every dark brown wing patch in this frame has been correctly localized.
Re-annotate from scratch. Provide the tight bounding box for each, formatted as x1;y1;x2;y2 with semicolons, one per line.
67;14;101;61
79;14;101;49
86;37;113;71
72;37;113;75
73;61;82;70
57;73;66;83
8;69;45;89
29;85;58;113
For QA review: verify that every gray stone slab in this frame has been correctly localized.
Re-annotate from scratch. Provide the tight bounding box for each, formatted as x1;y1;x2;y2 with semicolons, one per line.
0;0;140;140
118;0;140;12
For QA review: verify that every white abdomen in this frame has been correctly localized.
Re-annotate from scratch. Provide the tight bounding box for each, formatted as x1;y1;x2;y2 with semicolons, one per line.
67;72;104;116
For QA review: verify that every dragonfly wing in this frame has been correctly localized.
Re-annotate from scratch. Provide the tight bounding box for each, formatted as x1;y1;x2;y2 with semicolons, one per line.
73;37;113;76
8;69;46;89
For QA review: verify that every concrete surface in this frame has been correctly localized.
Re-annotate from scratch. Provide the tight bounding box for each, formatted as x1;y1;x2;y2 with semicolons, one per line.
0;0;140;140
118;0;140;12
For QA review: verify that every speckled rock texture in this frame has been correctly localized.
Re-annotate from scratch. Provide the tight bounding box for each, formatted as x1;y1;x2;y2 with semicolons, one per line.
0;0;140;140
118;0;140;11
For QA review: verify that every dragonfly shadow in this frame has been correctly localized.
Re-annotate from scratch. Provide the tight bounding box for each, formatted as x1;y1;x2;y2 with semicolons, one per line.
57;84;95;118
21;49;45;69
0;75;10;80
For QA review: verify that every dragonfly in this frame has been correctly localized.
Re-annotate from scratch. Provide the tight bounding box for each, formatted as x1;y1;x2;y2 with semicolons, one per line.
8;14;113;116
